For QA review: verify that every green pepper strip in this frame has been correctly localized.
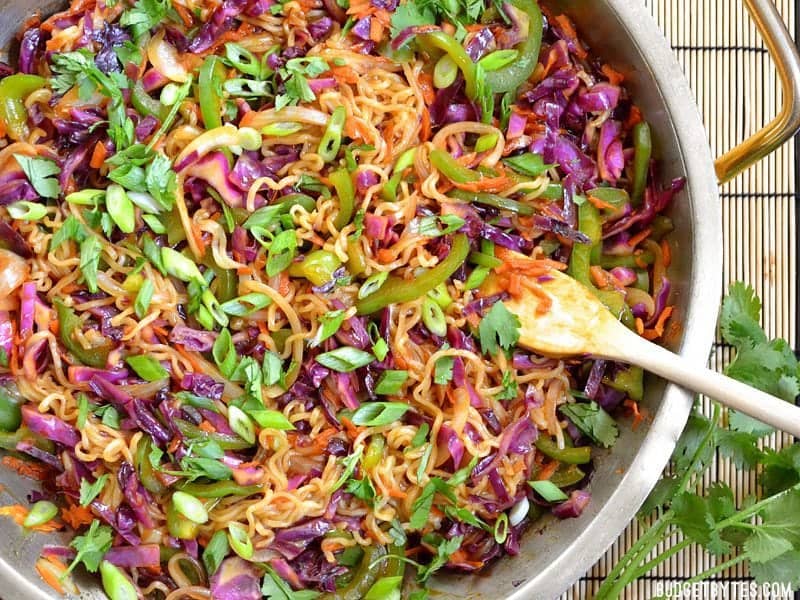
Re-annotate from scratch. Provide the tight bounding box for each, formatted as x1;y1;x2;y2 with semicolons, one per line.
568;201;601;288
418;32;477;100
54;299;112;368
430;149;479;184
598;251;655;269
534;437;591;465
484;0;543;94
131;80;168;120
0;384;22;432
0;74;46;141
631;121;651;206
198;56;226;130
549;464;586;488
448;188;534;216
202;250;237;303
331;168;355;230
324;544;405;600
356;234;470;315
178;481;262;498
135;435;166;494
0;426;53;452
174;419;254;450
604;366;644;402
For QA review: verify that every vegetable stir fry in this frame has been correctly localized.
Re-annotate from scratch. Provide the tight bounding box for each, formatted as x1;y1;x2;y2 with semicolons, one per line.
0;0;682;596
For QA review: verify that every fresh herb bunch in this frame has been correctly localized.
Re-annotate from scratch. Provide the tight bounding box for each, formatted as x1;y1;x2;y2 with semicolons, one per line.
596;283;800;598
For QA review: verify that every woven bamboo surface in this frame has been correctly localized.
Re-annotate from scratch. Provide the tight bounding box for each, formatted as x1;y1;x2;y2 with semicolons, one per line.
563;1;798;598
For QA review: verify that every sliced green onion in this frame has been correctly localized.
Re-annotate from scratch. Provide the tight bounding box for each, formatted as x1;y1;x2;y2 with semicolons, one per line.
433;54;458;89
224;78;272;98
106;184;136;234
358;271;389;300
171;491;209;524
261;122;303;137
374;370;409;396
195;305;215;331
468;251;503;269
220;293;272;316
142;214;166;233
65;189;105;205
100;561;138;600
503;152;555;178
316;346;374;372
201;288;229;327
134;279;154;319
237;127;263;151
474;133;499;154
479;49;519;72
529;479;569;502
351;402;410;427
365;575;403;600
225;42;263;77
160;83;181;106
428;283;452;309
421;296;447;337
161;247;204;284
227;405;256;444
493;512;509;544
126;355;169;381
127;191;163;214
247;409;295;430
23;500;58;528
265;229;297;277
465;265;490;290
318;106;346;163
311;310;346;347
7;201;47;220
228;522;254;559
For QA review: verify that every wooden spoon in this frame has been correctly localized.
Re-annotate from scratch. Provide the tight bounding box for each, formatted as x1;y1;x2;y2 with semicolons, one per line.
497;265;800;438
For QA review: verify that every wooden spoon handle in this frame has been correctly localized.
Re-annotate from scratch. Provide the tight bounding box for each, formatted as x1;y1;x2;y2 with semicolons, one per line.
611;329;800;438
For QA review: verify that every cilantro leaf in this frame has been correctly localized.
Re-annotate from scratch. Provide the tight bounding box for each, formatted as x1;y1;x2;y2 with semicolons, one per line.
477;301;520;356
275;57;330;111
560;401;618;448
14;155;61;199
50;215;88;251
389;2;435;38
66;520;114;574
720;282;766;348
79;474;109;506
120;0;170;40
416;533;463;583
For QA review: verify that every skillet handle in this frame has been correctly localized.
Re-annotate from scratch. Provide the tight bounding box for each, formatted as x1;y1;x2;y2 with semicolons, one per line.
714;0;800;184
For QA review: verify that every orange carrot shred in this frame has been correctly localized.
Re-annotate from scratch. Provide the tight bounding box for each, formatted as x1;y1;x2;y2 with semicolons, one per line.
89;141;107;169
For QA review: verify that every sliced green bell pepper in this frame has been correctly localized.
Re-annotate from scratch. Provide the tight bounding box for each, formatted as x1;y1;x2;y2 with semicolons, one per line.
534;437;592;465
631;121;652;206
54;299;113;368
356;234;470;314
0;74;46;141
484;0;543;94
418;32;478;100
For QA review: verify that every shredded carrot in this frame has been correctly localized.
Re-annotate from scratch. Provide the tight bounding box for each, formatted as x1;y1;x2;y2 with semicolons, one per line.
36;557;67;595
507;272;522;298
634;317;645;335
522;280;553;315
198;420;216;433
417;72;436;106
452;174;512;194
600;64;625;86
1;456;51;481
172;1;194;26
341;417;365;441
152;325;170;339
661;239;672;268
624;399;644;430
89;141;107;169
625;105;643;129
330;65;359;85
586;194;617;212
174;344;205;373
642;305;674;340
369;17;383;42
387;486;408;500
420;107;431;142
0;504;62;532
535;460;560;481
626;227;652;249
61;502;93;529
589;265;611;288
376;248;395;264
310;428;338;452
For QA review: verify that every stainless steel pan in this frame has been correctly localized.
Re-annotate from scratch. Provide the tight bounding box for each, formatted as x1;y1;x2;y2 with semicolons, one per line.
0;0;798;598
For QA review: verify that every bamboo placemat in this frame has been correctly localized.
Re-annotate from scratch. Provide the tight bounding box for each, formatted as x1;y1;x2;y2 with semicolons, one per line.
562;1;798;598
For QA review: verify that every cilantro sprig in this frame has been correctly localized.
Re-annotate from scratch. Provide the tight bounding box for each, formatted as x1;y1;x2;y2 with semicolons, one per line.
596;283;800;597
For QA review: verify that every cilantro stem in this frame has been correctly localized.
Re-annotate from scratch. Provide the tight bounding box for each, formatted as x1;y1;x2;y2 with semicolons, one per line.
682;554;748;585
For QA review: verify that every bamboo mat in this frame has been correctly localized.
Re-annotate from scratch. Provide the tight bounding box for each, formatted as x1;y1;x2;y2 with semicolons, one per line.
563;1;798;598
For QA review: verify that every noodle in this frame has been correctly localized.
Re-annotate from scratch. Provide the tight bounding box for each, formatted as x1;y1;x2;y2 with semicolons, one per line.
0;0;683;596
